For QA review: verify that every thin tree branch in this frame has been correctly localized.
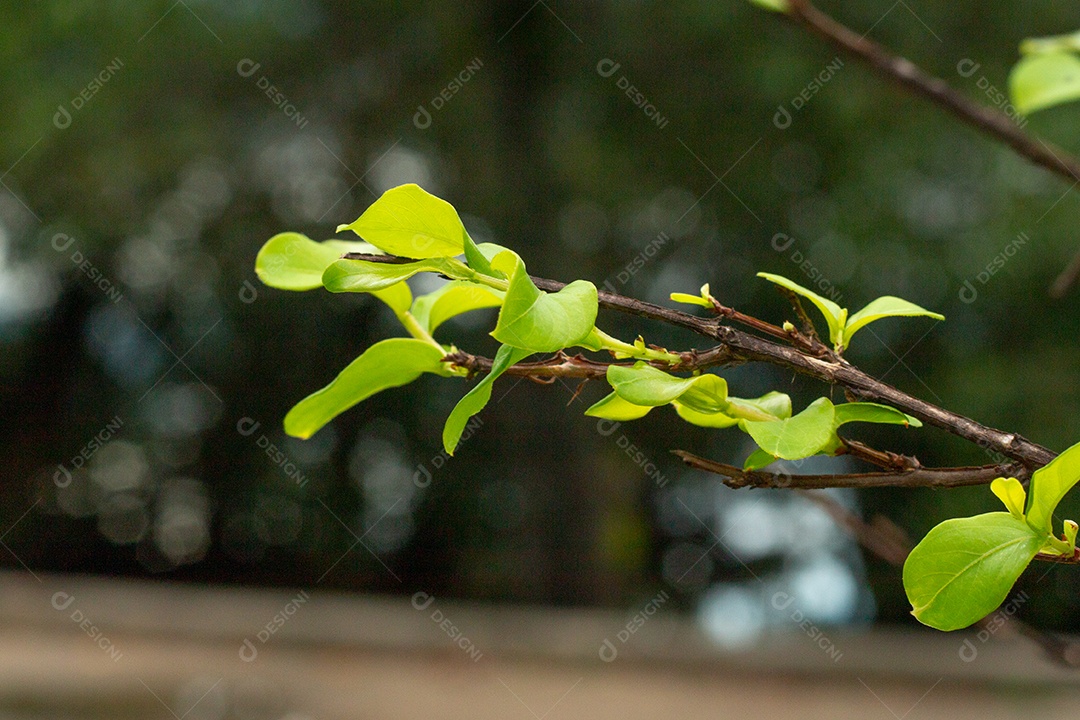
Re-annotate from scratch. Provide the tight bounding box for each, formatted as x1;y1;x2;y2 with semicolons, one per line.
784;0;1080;183
535;275;1057;469
775;287;821;342
840;438;921;471
343;253;1057;470
782;0;1080;295
672;450;1021;489
445;351;616;380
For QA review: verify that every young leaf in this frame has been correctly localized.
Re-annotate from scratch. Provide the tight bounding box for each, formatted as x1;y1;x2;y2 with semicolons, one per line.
673;402;740;428
1024;440;1080;534
990;477;1027;522
903;512;1044;631
833;402;922;428
739;399;920;468
741;397;835;461
462;231;502;279
1020;31;1080;56
743;448;780;470
256;233;412;314
443;344;532;454
284;338;448;439
670;284;714;309
322;256;473;293
729;391;792;421
670;292;712;308
681;392;789;426
585;392;654;421
1009;52;1080;114
757;272;846;347
411;281;504;334
748;0;789;11
256;233;378;291
606;363;729;414
489;251;598;352
337;183;467;259
843;297;944;348
370;282;414;316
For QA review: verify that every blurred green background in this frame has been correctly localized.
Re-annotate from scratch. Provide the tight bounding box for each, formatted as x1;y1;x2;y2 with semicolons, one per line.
4;0;1080;635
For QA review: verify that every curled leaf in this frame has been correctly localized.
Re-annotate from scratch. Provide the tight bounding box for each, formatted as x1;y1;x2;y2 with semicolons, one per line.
321;256;473;293
1025;440;1080;534
741;397;836;462
606;363;728;414
490;251;598;352
584;392;654;421
990;477;1027;522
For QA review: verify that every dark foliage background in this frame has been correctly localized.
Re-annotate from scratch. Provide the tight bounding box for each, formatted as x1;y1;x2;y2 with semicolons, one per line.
4;0;1080;631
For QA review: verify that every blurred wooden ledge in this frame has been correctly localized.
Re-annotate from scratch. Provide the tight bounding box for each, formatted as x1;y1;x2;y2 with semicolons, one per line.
0;570;1077;720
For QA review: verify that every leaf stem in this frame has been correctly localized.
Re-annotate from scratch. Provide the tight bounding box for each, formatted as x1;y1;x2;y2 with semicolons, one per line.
590;328;684;365
397;310;450;355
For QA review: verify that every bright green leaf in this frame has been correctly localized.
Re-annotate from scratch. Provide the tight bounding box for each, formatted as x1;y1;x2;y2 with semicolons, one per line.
284;338;447;439
743;448;779;470
738;399;920;468
577;327;605;352
256;233;412;314
606;363;728;414
322;256;473;293
585;392;654;421
748;0;789;12
741;397;835;461
475;242;514;262
256;233;378;291
337;183;467;258
411;281;504;334
489;251;598;352
833;402;922;428
371;282;413;316
757;272;847;347
729;391;792;421
673;402;739;428
443;344;531;455
670;292;711;308
991;477;1027;522
1066;520;1079;550
1025;440;1080;534
1009;52;1080;114
903;512;1043;631
844;297;944;348
670;284;713;309
1021;31;1080;55
462;231;503;279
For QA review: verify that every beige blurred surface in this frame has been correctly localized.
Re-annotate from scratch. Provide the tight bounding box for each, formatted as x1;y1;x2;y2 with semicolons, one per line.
0;570;1077;719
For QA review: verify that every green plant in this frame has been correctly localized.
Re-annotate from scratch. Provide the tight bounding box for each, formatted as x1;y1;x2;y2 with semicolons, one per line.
904;447;1080;631
253;0;1080;646
1010;31;1080;114
256;181;1080;635
256;184;933;463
